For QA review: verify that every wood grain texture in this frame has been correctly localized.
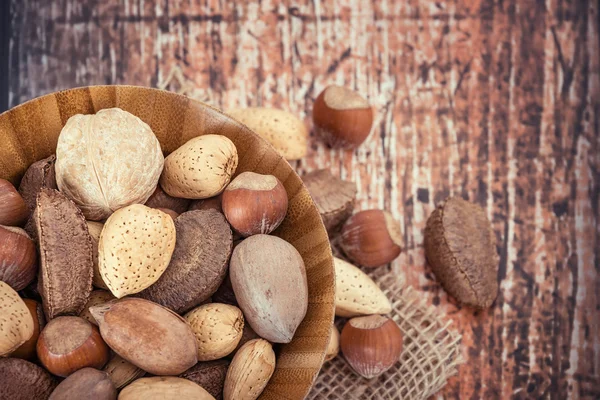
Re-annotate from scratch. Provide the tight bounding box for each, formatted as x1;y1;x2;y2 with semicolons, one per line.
7;0;600;398
0;86;336;400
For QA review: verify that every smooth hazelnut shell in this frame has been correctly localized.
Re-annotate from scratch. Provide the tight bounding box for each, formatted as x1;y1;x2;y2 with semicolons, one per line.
340;315;403;379
0;179;29;226
0;225;37;291
340;210;402;268
313;86;373;149
222;172;288;237
37;316;110;377
11;299;45;360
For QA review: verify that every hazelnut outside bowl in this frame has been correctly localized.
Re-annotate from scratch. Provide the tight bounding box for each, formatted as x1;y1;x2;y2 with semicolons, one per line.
0;85;336;400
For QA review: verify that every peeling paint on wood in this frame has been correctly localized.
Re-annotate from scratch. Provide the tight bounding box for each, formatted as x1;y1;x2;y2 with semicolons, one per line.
8;0;600;398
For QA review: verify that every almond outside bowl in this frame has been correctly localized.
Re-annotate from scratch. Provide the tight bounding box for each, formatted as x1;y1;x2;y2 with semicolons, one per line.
0;85;335;400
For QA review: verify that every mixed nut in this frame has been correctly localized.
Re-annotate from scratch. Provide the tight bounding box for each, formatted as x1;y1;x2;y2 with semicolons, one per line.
0;83;500;397
0;107;310;399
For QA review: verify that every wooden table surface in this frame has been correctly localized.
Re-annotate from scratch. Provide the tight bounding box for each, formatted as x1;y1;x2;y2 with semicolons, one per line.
6;0;599;398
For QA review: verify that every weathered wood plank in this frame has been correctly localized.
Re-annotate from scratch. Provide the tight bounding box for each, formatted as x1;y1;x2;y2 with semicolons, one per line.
8;0;599;398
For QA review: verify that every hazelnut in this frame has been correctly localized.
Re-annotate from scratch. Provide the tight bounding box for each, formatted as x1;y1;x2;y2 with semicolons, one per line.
222;172;288;237
340;210;402;268
0;178;29;226
340;315;403;379
10;299;45;360
312;85;374;148
37;316;110;377
325;325;340;362
0;225;37;291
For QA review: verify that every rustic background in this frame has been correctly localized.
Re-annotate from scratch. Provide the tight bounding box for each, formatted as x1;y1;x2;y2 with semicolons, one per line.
5;0;599;398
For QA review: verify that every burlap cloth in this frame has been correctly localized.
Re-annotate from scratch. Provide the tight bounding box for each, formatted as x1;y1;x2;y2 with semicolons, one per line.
308;269;463;400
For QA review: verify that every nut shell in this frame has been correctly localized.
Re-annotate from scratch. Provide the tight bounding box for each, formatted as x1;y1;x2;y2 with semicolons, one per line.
313;86;373;149
55;108;164;221
424;197;499;308
0;179;29;227
0;225;37;291
79;290;116;325
120;377;215;400
102;354;145;390
0;357;57;400
185;303;244;361
340;210;402;268
90;297;198;376
10;299;45;360
227;107;308;160
302;169;357;235
86;221;108;290
179;360;229;399
0;281;34;356
224;339;276;400
18;155;57;213
340;315;403;379
145;185;191;214
37;316;110;377
222;172;288;237
137;210;231;313
98;204;176;298
230;235;308;343
34;188;94;319
48;367;116;400
160;134;238;199
334;257;391;317
325;325;340;362
188;195;222;213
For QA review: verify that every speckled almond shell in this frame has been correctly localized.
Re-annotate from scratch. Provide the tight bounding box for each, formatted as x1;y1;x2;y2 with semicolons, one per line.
160;134;238;199
137;209;231;313
98;204;176;298
102;354;146;390
0;281;34;356
224;339;276;400
424;197;499;308
333;257;391;317
227;108;308;161
34;188;94;319
0;86;334;400
79;290;115;325
55;108;164;221
0;358;57;400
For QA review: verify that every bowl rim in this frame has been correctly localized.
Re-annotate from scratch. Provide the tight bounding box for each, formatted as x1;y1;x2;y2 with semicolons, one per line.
0;84;336;400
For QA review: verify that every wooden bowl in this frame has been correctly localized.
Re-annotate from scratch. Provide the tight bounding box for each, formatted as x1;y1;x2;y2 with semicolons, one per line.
0;85;335;399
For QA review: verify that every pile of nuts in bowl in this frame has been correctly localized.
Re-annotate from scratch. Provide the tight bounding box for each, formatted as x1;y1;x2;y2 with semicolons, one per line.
0;107;309;400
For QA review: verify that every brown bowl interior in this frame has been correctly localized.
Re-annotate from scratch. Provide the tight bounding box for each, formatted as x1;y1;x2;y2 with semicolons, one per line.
0;85;335;399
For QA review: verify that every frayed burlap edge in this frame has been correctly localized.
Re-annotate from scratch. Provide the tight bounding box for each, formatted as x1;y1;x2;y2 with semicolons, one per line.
308;269;463;400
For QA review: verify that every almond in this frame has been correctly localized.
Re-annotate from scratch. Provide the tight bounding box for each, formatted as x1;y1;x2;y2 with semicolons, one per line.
185;303;244;361
86;221;108;290
120;377;215;400
0;281;34;356
90;298;197;376
160;134;238;200
223;339;276;400
98;205;176;298
333;257;391;317
227;108;308;160
34;188;94;319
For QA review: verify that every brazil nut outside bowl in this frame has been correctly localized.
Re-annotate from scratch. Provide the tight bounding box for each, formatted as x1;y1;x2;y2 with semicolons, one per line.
0;85;336;400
